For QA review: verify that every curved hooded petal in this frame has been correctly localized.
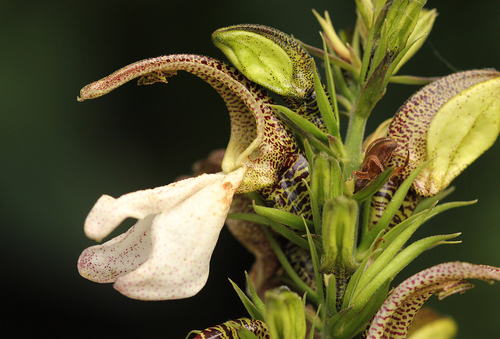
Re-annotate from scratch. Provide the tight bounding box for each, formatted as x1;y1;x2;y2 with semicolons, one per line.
77;53;302;300
78;54;299;194
387;69;500;196
78;168;245;300
365;262;500;339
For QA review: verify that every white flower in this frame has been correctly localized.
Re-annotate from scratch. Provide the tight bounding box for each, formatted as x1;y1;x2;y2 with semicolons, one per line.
77;54;298;300
78;168;245;300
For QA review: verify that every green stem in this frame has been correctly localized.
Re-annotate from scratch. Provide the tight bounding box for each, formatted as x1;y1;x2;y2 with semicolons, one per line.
343;107;367;176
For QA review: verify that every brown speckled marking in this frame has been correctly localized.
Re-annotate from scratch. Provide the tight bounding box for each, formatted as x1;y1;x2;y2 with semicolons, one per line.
78;54;302;195
213;24;326;131
78;54;317;292
193;318;270;339
387;69;500;196
366;70;500;229
364;262;500;339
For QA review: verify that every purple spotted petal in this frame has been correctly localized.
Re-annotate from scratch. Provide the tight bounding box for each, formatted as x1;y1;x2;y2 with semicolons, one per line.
83;173;224;242
78;169;244;300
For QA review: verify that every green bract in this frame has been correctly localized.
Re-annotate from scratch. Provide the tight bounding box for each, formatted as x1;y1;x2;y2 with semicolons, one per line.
393;8;437;74
384;0;426;55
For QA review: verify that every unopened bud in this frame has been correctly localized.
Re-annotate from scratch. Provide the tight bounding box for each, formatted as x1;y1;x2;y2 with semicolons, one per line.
212;24;314;101
321;196;358;274
265;287;306;339
385;0;426;55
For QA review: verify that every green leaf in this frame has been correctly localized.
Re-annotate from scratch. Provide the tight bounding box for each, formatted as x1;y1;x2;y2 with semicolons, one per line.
312;60;340;140
227;211;309;250
275;108;340;158
353;211;430;302
321;34;341;131
353;232;462;307
302;179;322;236
227;212;272;226
305;222;325;317
271;104;329;145
325;274;338;317
388;74;441;85
229;278;265;321
308;304;323;339
246;271;266;320
253;204;313;232
413;186;456;214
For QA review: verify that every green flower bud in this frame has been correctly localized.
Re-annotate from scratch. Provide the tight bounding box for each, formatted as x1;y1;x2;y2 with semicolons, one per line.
321;196;358;274
212;24;314;101
310;152;342;205
385;0;426;55
393;8;438;74
265;287;306;339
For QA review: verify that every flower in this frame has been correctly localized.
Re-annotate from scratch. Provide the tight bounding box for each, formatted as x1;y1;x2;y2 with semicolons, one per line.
77;54;300;300
386;69;500;197
78;169;244;300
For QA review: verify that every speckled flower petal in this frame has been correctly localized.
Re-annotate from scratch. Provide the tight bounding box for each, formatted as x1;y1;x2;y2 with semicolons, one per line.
78;214;154;283
78;168;245;300
78;54;297;194
83;173;225;242
387;69;500;196
365;262;500;339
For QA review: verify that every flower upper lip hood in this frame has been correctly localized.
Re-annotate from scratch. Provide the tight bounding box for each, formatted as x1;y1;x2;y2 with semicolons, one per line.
365;262;500;339
77;54;300;300
385;69;500;196
77;54;298;193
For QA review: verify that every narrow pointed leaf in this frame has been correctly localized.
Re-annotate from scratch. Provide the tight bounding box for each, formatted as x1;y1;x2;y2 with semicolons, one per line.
253;204;313;231
245;271;266;320
229;279;265;321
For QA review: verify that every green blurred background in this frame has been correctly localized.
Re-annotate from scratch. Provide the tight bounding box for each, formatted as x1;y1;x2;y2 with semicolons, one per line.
1;0;500;337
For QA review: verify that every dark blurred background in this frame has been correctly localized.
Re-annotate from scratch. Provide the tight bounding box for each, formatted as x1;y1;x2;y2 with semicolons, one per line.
1;0;500;337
